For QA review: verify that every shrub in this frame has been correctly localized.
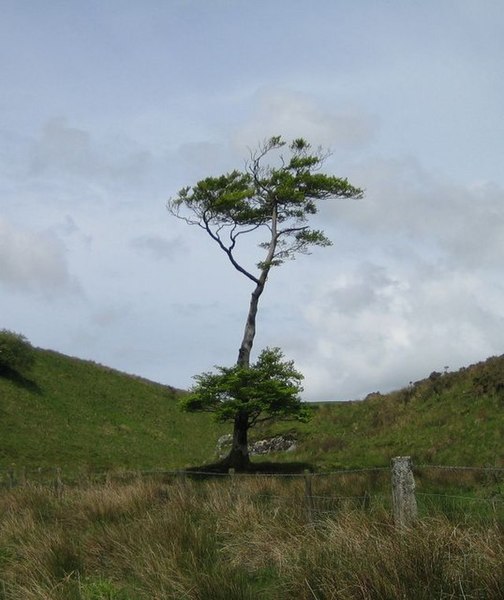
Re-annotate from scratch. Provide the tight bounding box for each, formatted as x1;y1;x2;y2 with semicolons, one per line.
0;329;36;374
472;355;504;398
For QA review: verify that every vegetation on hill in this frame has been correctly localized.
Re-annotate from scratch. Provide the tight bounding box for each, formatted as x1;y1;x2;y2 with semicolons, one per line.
0;348;226;473
0;344;502;474
260;357;504;469
0;329;35;375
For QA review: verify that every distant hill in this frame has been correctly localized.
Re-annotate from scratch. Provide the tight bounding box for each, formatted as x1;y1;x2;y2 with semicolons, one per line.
0;347;502;473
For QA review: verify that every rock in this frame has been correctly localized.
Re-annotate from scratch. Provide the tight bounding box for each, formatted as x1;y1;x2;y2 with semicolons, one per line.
216;434;297;458
249;435;297;455
216;434;233;459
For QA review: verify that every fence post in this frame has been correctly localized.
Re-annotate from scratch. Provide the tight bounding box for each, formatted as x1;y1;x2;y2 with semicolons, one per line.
54;467;64;497
304;469;315;523
391;456;418;527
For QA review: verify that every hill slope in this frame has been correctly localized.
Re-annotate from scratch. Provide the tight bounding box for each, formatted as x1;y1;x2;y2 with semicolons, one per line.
0;348;226;472
260;356;504;469
0;347;502;472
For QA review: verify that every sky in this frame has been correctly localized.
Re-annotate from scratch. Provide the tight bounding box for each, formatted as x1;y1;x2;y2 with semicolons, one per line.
1;0;503;402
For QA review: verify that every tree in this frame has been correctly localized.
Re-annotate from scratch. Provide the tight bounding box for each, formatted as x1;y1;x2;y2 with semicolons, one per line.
182;347;309;468
0;329;36;375
169;136;363;468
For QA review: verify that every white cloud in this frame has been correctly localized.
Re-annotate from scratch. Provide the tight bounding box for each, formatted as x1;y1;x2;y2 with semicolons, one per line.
234;87;378;150
28;118;152;190
130;235;183;260
0;216;77;294
335;157;504;267
295;261;504;401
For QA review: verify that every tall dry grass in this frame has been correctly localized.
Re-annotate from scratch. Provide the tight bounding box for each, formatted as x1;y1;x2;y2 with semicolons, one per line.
0;476;502;599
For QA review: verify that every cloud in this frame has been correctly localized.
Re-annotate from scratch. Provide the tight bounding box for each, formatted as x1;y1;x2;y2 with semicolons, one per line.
322;264;400;316
325;157;504;267
234;87;378;149
0;216;77;294
28;118;152;189
294;259;504;401
130;235;183;260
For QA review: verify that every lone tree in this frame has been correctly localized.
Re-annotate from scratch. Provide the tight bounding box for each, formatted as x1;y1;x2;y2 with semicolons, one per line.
182;347;309;467
168;136;363;468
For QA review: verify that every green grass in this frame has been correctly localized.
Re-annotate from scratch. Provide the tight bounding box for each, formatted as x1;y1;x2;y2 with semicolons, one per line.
0;349;227;474
255;357;504;469
0;347;503;475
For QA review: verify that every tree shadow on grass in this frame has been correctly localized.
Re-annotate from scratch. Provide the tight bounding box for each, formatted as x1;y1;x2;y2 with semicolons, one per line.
183;459;316;477
0;366;42;395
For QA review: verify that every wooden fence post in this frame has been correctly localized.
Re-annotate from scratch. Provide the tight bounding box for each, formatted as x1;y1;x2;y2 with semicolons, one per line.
391;456;418;527
304;469;315;523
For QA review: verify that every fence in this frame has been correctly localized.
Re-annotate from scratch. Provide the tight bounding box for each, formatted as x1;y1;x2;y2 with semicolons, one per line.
1;458;503;526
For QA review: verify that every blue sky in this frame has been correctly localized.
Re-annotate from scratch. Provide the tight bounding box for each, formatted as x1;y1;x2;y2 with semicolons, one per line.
1;0;503;401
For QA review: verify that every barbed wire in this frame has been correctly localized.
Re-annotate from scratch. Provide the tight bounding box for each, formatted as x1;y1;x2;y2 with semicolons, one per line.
416;465;504;473
416;492;504;503
0;464;503;480
314;467;390;476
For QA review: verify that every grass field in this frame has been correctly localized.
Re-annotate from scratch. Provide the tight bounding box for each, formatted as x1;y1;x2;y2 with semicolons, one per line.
0;476;502;599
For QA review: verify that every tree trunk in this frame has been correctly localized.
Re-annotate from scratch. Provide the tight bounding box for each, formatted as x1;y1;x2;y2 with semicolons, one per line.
225;277;268;469
228;207;278;469
237;281;265;368
225;410;250;470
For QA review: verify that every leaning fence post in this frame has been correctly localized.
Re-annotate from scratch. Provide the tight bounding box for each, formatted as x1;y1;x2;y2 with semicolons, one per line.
391;456;418;527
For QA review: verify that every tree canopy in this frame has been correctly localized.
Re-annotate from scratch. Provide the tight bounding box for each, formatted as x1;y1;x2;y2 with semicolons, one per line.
169;136;363;289
168;136;363;369
181;347;310;429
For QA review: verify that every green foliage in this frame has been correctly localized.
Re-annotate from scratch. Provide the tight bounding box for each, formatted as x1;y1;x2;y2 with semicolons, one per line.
471;355;504;397
181;347;311;427
168;136;363;276
0;329;35;374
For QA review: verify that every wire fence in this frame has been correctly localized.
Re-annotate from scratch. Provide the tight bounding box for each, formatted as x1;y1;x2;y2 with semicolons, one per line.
0;461;502;525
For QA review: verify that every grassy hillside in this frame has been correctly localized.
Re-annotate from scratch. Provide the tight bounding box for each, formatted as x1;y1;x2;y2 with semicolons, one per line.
0;348;226;473
259;356;504;469
0;347;502;473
